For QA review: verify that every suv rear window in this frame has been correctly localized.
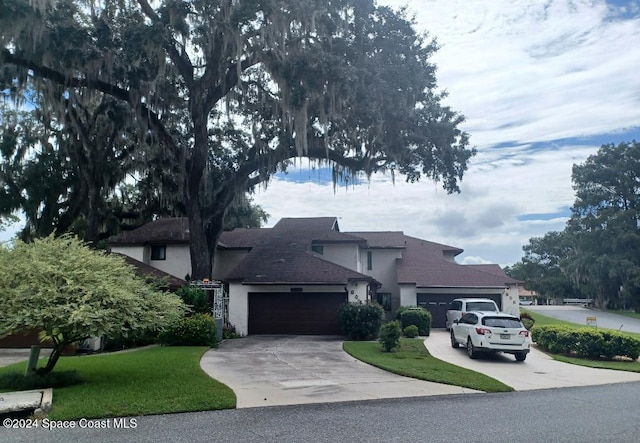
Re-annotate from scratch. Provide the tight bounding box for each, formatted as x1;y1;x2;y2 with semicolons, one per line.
466;301;497;312
482;317;522;328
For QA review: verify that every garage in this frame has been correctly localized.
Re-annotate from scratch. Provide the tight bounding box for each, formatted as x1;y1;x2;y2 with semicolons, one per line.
417;293;503;328
248;292;347;335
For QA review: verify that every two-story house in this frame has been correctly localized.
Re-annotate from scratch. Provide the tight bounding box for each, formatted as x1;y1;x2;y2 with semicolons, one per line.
109;216;521;336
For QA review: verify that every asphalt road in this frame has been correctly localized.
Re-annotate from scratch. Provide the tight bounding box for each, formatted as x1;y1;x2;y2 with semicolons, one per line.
527;305;640;333
3;382;640;443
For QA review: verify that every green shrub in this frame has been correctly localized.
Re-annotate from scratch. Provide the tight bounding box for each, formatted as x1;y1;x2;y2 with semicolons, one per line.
532;324;640;360
399;308;431;336
158;313;217;347
102;328;158;351
0;370;83;391
338;302;384;340
395;306;414;320
520;311;535;330
176;285;211;315
379;321;402;352
403;325;419;338
223;323;241;339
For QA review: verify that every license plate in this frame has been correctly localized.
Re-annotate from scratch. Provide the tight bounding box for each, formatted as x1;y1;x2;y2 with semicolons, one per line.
500;334;510;340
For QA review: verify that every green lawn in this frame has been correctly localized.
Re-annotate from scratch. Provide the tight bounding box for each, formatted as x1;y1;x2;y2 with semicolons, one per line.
0;346;236;420
343;338;513;393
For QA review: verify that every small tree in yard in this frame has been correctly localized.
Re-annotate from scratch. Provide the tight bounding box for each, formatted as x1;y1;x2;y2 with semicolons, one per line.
379;321;402;352
0;235;185;375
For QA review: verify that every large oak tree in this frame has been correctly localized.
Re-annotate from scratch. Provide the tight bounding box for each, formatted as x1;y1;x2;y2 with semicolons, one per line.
1;0;474;279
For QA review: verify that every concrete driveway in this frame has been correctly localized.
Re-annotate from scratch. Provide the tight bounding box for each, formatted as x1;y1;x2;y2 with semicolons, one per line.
0;348;52;368
424;330;640;390
200;335;479;408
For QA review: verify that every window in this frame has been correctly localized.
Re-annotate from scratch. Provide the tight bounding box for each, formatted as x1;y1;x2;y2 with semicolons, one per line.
311;245;324;255
460;313;477;324
482;317;522;328
367;251;372;270
150;245;166;260
376;293;392;311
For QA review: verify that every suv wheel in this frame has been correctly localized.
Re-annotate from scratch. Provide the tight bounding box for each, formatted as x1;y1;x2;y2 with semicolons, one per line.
466;338;478;359
515;352;527;362
450;330;459;348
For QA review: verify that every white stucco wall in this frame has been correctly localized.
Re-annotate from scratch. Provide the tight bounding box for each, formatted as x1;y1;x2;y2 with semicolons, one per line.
361;249;403;307
320;243;360;271
147;244;191;280
110;245;145;262
399;284;417;307
502;286;521;316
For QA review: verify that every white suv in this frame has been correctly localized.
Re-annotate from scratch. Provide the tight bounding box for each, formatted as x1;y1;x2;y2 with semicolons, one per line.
445;298;499;330
450;312;531;361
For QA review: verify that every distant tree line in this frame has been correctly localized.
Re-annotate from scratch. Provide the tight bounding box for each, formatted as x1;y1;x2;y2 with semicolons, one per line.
505;141;640;311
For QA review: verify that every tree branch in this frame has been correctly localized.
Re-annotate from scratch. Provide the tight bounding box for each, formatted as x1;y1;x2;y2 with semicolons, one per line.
136;0;195;87
2;49;179;157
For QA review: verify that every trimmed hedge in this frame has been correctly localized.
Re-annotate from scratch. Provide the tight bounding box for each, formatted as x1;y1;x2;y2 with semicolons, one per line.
338;302;384;340
532;325;640;360
158;313;217;347
397;307;431;336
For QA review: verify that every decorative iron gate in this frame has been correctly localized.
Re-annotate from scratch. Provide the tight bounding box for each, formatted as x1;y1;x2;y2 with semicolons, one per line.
192;280;227;340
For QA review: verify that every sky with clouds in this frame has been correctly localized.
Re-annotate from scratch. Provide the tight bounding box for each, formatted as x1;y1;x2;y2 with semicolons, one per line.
2;0;639;268
251;0;640;267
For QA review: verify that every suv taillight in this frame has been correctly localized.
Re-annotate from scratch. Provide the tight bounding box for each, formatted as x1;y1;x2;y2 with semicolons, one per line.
475;327;491;335
519;330;530;337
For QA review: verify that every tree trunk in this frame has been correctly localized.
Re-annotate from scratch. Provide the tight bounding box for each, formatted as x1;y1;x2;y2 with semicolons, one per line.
36;344;64;375
186;103;213;280
186;202;212;280
84;181;101;244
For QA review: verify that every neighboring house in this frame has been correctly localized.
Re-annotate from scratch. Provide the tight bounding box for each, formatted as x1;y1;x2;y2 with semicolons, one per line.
109;216;521;335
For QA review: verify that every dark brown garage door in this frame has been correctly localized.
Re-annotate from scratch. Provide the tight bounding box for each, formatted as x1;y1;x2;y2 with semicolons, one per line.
417;293;503;328
248;292;346;335
0;329;52;348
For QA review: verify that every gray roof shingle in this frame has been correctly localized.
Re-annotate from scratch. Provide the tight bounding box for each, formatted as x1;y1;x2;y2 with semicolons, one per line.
224;217;376;285
108;218;190;245
397;235;518;287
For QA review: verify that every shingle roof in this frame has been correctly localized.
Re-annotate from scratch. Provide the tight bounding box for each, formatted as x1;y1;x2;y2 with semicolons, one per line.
218;228;272;249
396;235;516;288
224;217;376;285
347;231;407;248
466;264;522;284
115;253;186;291
108;218;190;245
348;231;462;253
273;217;339;232
225;247;375;284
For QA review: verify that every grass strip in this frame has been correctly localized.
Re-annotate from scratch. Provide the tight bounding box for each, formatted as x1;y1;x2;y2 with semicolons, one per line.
343;338;513;393
553;354;640;372
0;346;236;420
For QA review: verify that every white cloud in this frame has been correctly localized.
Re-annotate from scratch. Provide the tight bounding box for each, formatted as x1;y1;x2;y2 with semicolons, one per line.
253;1;640;267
